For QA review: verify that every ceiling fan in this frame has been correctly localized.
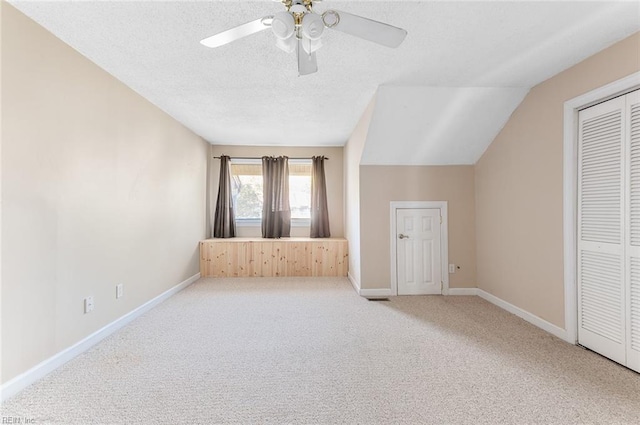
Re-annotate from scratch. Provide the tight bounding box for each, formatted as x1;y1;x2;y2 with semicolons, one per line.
200;0;408;76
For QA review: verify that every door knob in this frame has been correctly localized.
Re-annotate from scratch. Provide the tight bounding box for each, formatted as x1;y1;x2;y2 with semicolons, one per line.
398;234;408;239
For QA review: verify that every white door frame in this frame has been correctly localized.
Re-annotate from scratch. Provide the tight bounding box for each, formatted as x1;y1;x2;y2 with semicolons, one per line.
563;71;640;344
390;201;449;296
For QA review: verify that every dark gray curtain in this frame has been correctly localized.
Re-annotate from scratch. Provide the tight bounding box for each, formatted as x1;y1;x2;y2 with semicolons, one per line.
310;155;330;238
213;155;236;238
262;156;291;238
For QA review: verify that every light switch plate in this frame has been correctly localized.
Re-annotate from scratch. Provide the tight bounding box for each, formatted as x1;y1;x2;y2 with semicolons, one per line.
84;296;94;313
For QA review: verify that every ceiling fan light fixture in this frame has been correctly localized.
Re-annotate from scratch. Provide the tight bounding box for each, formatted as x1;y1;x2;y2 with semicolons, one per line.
290;4;307;14
276;36;297;53
301;13;324;40
200;2;408;75
271;11;295;39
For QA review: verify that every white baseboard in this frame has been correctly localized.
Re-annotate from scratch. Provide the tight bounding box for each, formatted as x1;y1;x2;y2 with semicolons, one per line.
448;287;479;296
349;273;392;298
1;273;201;402
477;289;569;342
359;288;393;299
347;272;361;294
393;285;569;341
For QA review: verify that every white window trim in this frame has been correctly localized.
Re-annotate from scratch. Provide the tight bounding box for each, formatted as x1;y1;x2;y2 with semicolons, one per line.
236;218;310;228
291;217;311;227
235;218;261;227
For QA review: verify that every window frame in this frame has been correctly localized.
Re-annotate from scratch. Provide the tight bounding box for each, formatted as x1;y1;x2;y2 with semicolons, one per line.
230;158;312;228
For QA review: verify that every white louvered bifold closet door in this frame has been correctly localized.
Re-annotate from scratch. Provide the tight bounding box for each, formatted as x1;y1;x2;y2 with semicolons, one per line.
626;90;640;372
578;96;626;365
578;89;640;373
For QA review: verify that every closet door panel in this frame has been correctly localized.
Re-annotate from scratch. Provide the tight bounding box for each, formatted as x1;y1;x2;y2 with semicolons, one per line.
578;96;626;364
626;89;640;372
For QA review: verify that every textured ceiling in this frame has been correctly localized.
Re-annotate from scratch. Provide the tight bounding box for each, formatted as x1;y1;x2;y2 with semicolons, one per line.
8;1;640;153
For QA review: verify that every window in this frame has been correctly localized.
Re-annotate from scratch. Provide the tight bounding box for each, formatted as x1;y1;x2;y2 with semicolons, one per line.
230;159;312;225
230;160;263;222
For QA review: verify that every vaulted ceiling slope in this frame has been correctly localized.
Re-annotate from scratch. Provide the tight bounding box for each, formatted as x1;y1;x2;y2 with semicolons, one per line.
8;1;640;164
362;86;530;165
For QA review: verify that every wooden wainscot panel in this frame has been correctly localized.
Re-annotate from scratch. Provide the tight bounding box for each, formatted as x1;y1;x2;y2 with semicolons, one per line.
212;241;231;277
199;241;209;277
290;242;311;276
200;238;348;278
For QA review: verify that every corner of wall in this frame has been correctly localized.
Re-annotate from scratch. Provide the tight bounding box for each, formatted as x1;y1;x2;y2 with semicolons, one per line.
205;143;213;240
344;94;377;287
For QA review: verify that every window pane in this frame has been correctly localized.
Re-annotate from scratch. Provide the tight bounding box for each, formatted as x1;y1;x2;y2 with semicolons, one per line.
290;175;311;219
230;159;312;222
232;174;263;219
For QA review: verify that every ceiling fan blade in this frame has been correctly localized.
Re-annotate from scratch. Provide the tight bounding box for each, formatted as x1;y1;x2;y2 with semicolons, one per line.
201;17;272;48
297;38;318;76
326;10;407;48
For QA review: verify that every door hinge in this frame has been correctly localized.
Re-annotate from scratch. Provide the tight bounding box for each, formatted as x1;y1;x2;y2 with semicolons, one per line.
440;281;443;291
440;215;442;224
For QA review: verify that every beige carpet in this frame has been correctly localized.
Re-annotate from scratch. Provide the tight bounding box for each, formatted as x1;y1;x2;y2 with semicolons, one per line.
2;277;639;424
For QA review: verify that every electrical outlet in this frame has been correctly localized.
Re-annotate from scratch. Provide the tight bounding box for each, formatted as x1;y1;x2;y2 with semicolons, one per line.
116;284;124;299
84;296;94;313
449;264;456;274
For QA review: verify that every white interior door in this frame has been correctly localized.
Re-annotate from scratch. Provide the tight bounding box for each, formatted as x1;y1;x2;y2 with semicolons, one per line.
578;96;626;365
577;89;640;373
396;208;441;295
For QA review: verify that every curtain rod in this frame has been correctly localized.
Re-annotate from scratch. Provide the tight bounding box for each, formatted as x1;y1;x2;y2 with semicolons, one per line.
213;156;329;160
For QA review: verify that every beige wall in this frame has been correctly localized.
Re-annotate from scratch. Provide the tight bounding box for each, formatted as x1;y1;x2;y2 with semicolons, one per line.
476;32;640;328
360;165;476;290
209;145;344;238
343;97;376;287
1;4;209;384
